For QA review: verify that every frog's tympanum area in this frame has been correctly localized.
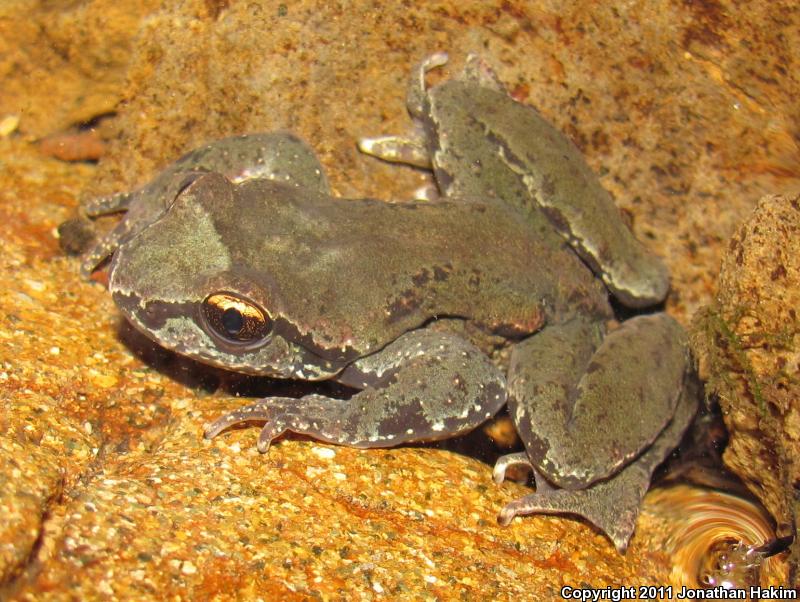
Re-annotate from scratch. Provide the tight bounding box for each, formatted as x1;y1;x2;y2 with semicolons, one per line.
84;55;695;553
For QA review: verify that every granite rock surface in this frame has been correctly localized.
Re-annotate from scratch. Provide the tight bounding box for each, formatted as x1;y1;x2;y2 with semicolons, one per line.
1;0;798;597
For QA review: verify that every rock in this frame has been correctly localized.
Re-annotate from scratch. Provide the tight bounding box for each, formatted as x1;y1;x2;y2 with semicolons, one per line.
2;0;799;597
692;194;800;580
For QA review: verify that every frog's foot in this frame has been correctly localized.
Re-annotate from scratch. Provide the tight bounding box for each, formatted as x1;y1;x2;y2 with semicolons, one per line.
357;135;438;200
204;395;351;453
497;460;649;553
359;53;450;171
57;216;98;257
357;133;431;168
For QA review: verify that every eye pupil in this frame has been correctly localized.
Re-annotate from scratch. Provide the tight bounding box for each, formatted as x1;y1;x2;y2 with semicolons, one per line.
221;307;244;335
201;293;272;346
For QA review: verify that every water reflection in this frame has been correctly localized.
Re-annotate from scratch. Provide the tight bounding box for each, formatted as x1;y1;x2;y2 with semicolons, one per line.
643;485;788;590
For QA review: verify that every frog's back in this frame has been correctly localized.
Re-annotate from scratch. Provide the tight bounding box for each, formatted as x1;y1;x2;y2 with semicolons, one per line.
225;180;610;350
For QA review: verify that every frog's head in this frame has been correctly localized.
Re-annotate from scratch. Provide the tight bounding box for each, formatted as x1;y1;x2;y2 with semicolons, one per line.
108;172;345;380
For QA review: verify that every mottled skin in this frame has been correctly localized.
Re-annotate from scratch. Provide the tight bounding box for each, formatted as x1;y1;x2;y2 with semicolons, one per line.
89;56;693;553
358;54;695;551
110;172;559;377
361;54;670;308
80;132;329;276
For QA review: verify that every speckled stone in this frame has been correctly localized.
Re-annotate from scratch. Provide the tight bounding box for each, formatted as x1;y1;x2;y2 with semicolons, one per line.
692;194;800;579
89;0;800;324
1;0;798;598
0;0;161;137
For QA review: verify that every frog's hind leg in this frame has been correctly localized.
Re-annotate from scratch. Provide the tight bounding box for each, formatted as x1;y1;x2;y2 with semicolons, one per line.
205;329;508;453
358;53;450;169
509;313;688;488
499;313;692;550
359;52;500;168
497;383;698;552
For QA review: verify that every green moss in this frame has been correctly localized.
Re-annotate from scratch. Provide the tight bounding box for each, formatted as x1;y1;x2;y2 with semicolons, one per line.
691;302;796;415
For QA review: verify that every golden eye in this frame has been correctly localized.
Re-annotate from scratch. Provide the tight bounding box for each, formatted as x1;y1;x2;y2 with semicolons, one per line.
201;293;272;345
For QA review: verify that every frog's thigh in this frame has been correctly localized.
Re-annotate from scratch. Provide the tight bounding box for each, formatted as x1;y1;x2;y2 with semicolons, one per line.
498;379;698;553
508;313;688;489
206;330;507;451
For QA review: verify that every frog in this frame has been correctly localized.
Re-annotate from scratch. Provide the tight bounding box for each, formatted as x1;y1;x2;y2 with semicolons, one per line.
354;53;696;550
77;132;330;277
90;55;694;553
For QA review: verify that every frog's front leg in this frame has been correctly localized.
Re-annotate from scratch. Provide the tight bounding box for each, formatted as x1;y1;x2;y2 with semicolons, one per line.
499;313;692;550
204;329;507;452
79;171;208;277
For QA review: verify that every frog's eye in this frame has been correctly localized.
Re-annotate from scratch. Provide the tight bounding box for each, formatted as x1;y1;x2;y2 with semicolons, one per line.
201;292;272;345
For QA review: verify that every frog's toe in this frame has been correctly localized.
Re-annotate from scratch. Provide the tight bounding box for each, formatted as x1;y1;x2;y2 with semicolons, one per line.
256;420;290;454
203;401;275;441
492;452;532;485
358;134;431;168
497;484;641;553
205;398;315;453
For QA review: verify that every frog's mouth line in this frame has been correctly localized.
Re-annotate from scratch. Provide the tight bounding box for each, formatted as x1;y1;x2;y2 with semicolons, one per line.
110;291;360;379
269;315;362;365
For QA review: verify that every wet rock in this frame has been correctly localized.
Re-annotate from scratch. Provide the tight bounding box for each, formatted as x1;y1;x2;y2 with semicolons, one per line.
692;194;800;581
